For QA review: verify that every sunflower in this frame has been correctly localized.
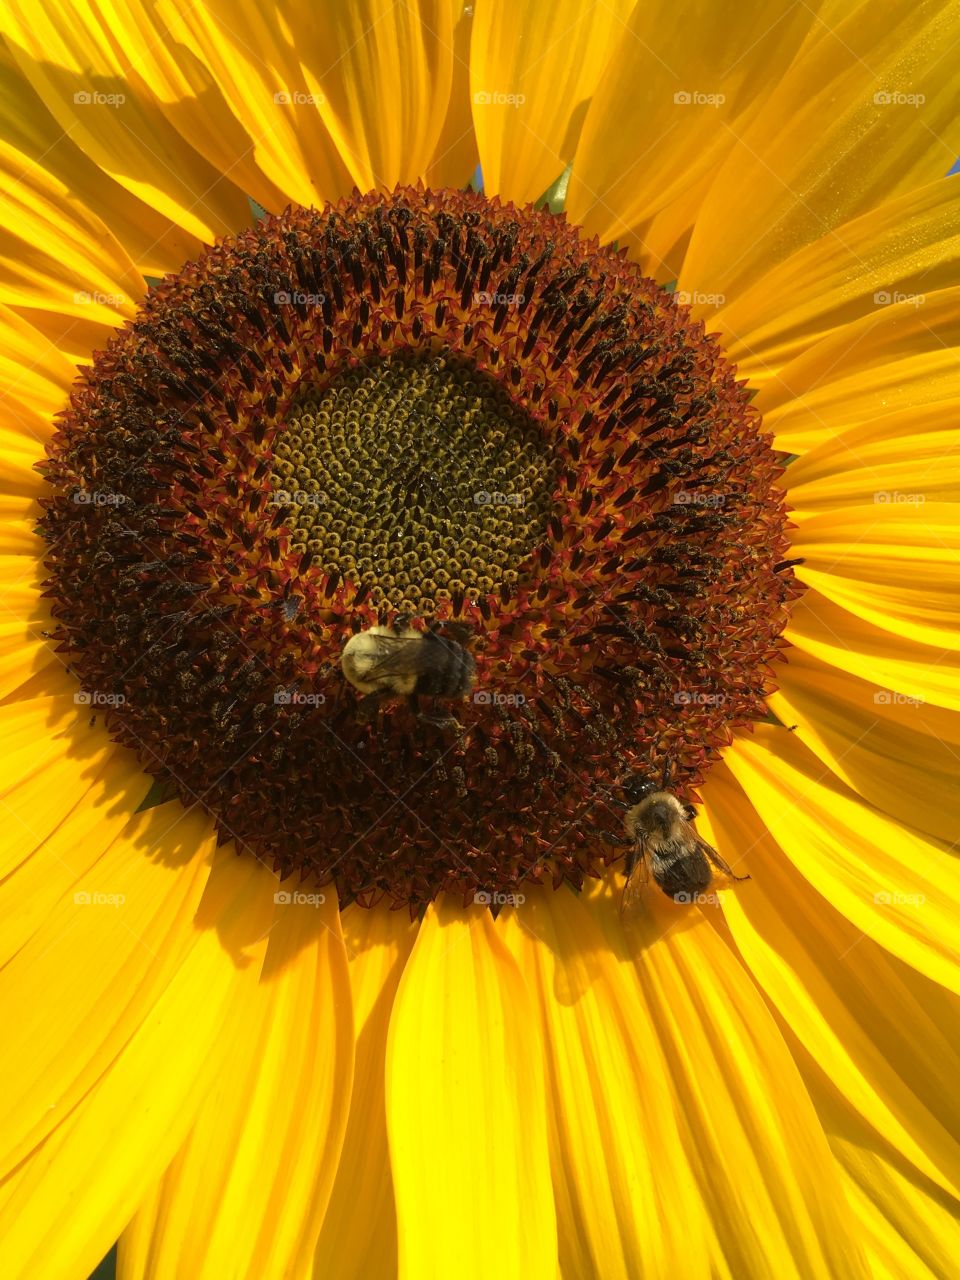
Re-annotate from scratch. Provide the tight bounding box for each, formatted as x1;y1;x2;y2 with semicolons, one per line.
1;2;959;1278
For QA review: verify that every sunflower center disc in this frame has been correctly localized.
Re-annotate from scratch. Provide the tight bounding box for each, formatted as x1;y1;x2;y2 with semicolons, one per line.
39;185;800;909
273;353;556;613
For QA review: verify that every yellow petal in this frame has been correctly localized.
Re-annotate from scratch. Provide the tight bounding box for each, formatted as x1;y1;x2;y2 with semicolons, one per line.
631;171;715;284
504;878;867;1278
386;898;558;1280
786;586;960;712
0;803;218;1177
313;904;419;1280
790;503;960;649
0;302;73;459
1;0;252;245
567;0;826;249
756;288;960;454
0;135;144;358
785;402;960;514
0;523;44;557
0;565;57;701
767;645;960;846
424;4;478;190
0;41;203;278
0;842;274;1280
0;495;39;524
703;764;960;1205
0;425;47;498
0;693;131;877
814;1089;960;1280
725;726;960;995
119;887;353;1280
472;0;635;205
709;178;960;386
501;889;707;1279
681;1;960;302
145;0;460;209
0;745;148;965
621;885;868;1280
0;309;72;422
0;654;77;706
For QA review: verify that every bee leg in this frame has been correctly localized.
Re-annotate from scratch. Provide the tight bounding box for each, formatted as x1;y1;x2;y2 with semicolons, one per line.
660;755;673;790
704;845;750;882
355;692;384;722
330;676;347;711
405;692;462;731
392;612;412;633
584;822;632;848
415;710;463;731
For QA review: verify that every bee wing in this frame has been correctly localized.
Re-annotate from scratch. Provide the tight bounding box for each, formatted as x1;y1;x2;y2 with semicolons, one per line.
678;817;750;884
619;836;649;915
408;630;470;678
357;634;423;680
361;632;458;682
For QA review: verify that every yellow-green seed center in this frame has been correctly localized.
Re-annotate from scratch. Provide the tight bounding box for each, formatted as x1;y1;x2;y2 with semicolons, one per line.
271;352;557;613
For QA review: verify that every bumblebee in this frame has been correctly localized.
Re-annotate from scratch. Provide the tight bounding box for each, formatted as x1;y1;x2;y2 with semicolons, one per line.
341;615;475;725
597;771;749;911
